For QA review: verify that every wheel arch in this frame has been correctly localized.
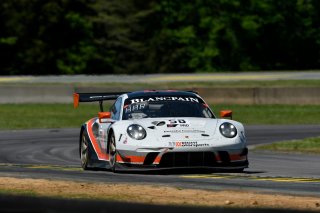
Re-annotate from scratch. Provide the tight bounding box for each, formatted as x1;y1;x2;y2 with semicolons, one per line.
107;128;115;154
79;123;100;164
79;124;86;157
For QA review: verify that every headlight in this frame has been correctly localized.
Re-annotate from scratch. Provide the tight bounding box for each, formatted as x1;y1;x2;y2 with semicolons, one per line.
127;124;147;140
219;122;237;138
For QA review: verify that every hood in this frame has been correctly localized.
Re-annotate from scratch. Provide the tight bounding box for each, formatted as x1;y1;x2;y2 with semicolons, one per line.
134;117;218;141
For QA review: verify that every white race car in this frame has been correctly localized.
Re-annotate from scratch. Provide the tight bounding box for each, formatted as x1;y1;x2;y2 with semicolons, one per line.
74;90;248;172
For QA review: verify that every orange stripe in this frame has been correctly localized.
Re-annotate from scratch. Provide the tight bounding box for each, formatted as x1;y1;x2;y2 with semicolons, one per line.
115;154;246;164
87;119;109;161
216;153;246;162
116;155;145;163
229;154;247;161
154;156;161;164
116;155;162;164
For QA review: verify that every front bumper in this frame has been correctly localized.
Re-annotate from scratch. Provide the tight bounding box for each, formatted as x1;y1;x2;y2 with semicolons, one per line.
115;147;249;171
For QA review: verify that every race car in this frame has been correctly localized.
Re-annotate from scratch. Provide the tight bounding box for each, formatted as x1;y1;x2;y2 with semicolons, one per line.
74;90;248;172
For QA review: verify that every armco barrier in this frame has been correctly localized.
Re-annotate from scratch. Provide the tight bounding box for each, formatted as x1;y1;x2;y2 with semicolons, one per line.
196;87;320;104
0;85;319;104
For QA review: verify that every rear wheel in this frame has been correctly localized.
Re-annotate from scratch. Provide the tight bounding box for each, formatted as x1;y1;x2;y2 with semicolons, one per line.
80;132;89;170
108;133;117;172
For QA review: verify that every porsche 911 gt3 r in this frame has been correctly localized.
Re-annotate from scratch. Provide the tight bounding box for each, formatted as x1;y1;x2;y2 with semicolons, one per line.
74;90;248;172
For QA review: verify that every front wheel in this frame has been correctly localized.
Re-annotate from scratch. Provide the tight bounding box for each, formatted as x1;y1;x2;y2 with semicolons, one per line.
80;131;90;170
108;133;117;172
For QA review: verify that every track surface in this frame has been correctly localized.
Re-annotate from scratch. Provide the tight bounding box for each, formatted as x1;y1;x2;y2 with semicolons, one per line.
0;125;320;196
1;71;320;83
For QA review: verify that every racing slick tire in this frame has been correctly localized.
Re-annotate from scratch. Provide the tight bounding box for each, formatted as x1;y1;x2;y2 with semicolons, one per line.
108;132;117;172
80;131;90;170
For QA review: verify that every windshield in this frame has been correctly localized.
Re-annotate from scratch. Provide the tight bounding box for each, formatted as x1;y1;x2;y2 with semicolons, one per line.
122;95;214;120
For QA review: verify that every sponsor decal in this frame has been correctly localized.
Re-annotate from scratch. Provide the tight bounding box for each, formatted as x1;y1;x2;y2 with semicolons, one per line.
123;137;128;144
168;141;209;147
167;124;178;127
180;124;189;127
166;119;189;128
164;130;205;133
130;97;199;104
124;103;146;113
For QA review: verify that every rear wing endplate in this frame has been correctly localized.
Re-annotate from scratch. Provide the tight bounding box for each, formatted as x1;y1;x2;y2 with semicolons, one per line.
73;92;126;111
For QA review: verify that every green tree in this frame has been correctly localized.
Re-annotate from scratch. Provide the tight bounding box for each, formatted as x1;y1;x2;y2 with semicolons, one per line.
149;0;320;72
1;0;320;74
88;0;157;74
0;0;96;74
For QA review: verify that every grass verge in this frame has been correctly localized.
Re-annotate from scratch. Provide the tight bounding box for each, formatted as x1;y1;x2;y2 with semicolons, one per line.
2;79;320;88
0;104;319;130
255;137;320;154
80;79;320;88
212;104;320;125
0;103;101;129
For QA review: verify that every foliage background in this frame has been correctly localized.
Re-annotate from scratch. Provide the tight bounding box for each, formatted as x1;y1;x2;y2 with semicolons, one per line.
1;0;320;75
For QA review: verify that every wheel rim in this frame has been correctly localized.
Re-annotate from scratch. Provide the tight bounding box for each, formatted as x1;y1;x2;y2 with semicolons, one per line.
109;135;116;167
80;135;88;166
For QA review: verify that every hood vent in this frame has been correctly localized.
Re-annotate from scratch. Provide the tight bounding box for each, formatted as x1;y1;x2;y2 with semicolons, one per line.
151;121;166;126
157;121;166;126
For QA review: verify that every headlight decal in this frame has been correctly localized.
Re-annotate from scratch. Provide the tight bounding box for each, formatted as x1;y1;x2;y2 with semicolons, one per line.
219;122;237;138
127;124;147;140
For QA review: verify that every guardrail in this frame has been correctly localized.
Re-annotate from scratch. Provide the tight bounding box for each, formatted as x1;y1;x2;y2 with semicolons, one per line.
0;85;319;104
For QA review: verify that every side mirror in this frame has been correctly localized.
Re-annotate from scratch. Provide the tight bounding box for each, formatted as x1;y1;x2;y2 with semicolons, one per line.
220;110;232;119
98;112;111;123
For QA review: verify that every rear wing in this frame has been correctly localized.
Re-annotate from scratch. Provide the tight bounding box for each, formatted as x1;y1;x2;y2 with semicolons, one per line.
73;92;126;111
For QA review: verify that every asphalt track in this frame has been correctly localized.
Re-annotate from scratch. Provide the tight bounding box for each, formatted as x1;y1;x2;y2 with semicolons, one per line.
0;125;320;196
